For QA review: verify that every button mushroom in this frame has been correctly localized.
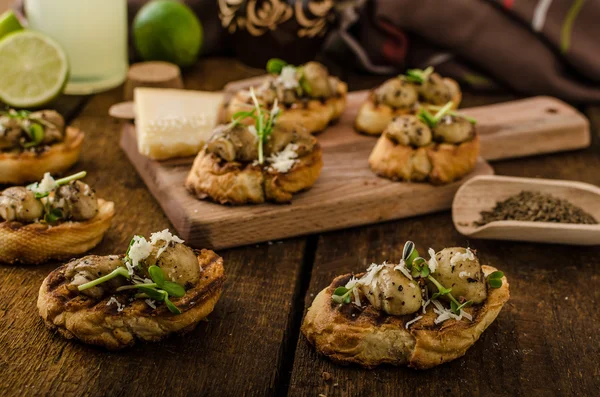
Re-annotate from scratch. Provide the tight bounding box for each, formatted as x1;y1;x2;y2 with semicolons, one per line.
0;115;22;150
301;62;333;98
144;241;200;286
419;73;453;105
384;115;432;147
51;181;99;221
432;115;474;144
359;264;423;316
207;124;258;162
0;187;44;222
375;78;418;108
428;247;487;304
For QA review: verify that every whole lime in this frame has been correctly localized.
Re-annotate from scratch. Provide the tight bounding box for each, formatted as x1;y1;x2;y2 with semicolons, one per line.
133;0;203;68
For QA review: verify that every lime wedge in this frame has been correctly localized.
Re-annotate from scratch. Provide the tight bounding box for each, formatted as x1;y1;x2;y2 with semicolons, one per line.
0;31;69;108
0;10;23;40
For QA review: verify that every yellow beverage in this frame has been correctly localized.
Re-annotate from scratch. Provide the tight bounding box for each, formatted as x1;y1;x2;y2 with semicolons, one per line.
25;0;128;95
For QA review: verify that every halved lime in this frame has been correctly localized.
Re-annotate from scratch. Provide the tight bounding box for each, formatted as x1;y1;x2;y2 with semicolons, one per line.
0;10;23;40
0;31;69;108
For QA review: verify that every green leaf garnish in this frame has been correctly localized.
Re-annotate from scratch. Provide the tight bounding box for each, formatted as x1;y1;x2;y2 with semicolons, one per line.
22;123;45;148
162;281;185;297
266;58;288;74
43;208;63;224
247;87;279;164
487;271;504;289
28;171;88;199
402;241;420;266
163;294;182;314
416;101;455;129
331;286;353;305
148;265;165;286
400;66;434;84
78;267;131;291
427;105;477;125
137;285;165;301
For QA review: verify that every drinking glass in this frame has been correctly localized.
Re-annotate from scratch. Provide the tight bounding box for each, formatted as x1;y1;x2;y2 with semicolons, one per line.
25;0;128;95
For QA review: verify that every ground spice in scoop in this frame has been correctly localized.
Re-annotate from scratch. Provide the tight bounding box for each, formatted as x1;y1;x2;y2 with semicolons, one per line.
474;191;597;226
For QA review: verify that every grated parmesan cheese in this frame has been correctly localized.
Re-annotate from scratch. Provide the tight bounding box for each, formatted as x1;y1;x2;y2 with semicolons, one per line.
431;299;472;324
450;248;475;266
127;236;153;275
394;259;413;280
107;297;125;312
149;229;184;258
428;248;438;273
459;271;471;279
145;299;157;309
267;143;299;173
405;315;423;329
276;66;299;89
29;172;57;195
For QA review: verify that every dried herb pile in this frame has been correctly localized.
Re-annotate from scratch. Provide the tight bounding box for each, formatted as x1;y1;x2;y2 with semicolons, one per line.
474;191;597;226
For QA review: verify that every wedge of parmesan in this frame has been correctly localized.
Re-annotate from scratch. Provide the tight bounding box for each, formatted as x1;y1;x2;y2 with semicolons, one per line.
134;87;224;160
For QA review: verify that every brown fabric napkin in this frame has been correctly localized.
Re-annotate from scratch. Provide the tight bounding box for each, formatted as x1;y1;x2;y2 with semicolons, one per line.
339;0;600;102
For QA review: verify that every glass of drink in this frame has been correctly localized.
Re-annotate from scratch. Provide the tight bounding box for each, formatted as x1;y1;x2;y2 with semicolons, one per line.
25;0;128;95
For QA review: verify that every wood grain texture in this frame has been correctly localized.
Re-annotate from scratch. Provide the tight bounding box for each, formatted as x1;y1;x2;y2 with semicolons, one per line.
288;99;600;396
0;59;307;397
120;101;493;249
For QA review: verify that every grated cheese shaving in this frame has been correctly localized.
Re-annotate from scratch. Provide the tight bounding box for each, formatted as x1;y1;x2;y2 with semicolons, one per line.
405;316;423;329
267;143;299;173
127;236;153;275
149;229;184;258
422;299;431;314
394;259;413;280
431;299;472;324
107;297;125;312
428;248;438;273
276;66;299;89
145;299;157;309
450;248;475;266
29;172;58;195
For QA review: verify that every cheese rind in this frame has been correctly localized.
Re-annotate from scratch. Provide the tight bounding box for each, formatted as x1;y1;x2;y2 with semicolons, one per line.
134;88;224;160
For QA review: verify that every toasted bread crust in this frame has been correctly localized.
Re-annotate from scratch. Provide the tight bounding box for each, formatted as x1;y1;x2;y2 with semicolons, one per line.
226;81;348;135
185;143;323;204
0;127;84;184
0;198;114;265
368;134;479;185
37;249;226;350
301;265;509;369
355;79;461;136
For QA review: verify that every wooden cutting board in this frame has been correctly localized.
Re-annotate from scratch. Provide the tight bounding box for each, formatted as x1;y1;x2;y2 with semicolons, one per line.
120;93;589;249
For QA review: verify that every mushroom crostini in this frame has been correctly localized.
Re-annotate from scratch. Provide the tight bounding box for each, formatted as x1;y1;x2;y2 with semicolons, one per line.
0;171;114;264
301;241;509;369
226;58;347;134
38;230;226;349
355;67;462;136
186;91;323;204
0;109;84;184
369;102;479;185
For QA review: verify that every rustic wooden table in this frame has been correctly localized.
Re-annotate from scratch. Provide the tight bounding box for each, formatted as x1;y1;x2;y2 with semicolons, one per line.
0;12;599;394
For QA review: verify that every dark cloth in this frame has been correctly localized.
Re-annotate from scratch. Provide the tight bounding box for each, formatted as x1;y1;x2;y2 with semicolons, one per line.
340;0;600;102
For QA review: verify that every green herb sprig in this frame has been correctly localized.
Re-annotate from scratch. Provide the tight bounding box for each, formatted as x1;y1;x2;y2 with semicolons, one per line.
427;104;477;125
417;101;455;129
401;241;474;315
266;58;288;74
27;171;87;199
331;286;353;304
400;66;434;84
487;271;504;289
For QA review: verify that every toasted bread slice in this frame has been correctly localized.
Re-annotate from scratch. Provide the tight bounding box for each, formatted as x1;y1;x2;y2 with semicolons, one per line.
301;265;509;369
355;79;461;136
368;134;479;185
185;143;323;204
0;198;114;265
0;127;84;184
226;81;347;135
38;249;225;350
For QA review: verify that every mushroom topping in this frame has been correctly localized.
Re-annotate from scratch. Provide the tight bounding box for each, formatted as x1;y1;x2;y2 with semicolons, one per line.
0;116;22;149
432;115;474;144
0;109;65;150
206;124;258;162
428;247;487;304
301;61;333;98
51;180;99;221
384;115;432;147
68;255;126;299
375;78;418;108
143;241;200;285
359;264;423;316
30;110;65;145
419;72;454;105
265;124;314;157
0;187;44;222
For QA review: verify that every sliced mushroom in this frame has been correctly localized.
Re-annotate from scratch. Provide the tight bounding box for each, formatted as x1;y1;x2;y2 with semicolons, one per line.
419;73;453;105
375;78;418;108
52;181;99;221
301;62;333;98
384;115;432;147
0;116;23;150
0;187;44;222
207;124;258;162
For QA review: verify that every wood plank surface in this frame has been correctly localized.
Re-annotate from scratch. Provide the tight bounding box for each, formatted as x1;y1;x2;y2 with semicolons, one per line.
0;59;308;397
288;99;600;396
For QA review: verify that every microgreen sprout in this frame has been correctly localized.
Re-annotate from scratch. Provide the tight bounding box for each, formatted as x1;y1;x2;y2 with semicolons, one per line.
400;66;434;84
331;286;353;304
240;87;279;164
78;267;131;291
487;271;504;289
27;171;87;199
266;58;288;74
44;208;63;225
402;241;472;315
417;101;456;129
427;104;477;125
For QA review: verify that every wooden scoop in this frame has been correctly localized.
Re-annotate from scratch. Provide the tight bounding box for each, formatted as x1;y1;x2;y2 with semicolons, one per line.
452;175;600;245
